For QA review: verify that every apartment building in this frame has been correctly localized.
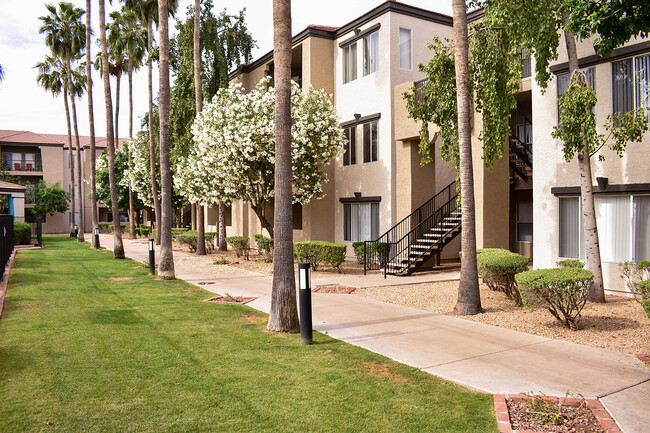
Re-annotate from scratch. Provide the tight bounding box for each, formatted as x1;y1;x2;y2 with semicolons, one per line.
225;0;648;289
0;129;125;234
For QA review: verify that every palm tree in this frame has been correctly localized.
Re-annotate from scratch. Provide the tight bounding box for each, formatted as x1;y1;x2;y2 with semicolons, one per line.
109;7;146;238
452;0;481;315
268;0;299;333
86;0;99;248
39;2;86;241
124;0;177;245
157;0;175;279
98;0;125;259
193;0;206;256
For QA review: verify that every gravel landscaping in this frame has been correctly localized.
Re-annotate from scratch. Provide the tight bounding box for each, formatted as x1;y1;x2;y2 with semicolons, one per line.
354;280;650;355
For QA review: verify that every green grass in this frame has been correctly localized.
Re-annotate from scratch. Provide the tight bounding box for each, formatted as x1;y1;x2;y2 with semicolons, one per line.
0;237;497;432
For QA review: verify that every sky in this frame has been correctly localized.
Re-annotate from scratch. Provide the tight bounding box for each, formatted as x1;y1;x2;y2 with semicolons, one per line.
0;0;453;138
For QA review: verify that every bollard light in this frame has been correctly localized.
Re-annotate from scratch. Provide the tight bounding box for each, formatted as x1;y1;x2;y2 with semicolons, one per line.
94;227;100;249
148;238;155;275
74;225;78;238
298;262;313;345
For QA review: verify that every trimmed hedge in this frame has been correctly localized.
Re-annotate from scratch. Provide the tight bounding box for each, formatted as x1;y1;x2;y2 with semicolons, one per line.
516;268;594;330
352;242;390;266
135;226;151;237
352;242;365;264
14;222;31;245
556;259;584;269
98;223;127;234
176;232;217;253
226;236;250;260
294;241;347;271
254;234;274;262
476;248;529;306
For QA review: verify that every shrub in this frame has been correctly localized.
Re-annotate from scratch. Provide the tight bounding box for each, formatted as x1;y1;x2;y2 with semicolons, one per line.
556;259;584;269
176;232;217;253
516;268;594;330
620;261;650;317
352;242;365;263
14;222;31;245
135;226;151;237
637;281;650;319
254;234;274;262
477;249;529;305
98;223;126;234
294;241;347;271
226;236;250;260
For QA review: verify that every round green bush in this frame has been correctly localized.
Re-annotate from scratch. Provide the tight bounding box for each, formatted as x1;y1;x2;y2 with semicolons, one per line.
14;221;32;245
294;241;347;271
556;259;584;269
226;236;250;259
477;249;529;305
516;268;594;330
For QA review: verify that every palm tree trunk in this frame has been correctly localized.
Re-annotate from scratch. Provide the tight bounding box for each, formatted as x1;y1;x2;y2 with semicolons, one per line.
115;70;121;147
63;86;76;237
218;204;226;250
194;0;206;256
268;0;299;333
563;23;605;302
99;0;125;259
86;0;98;247
69;80;85;242
158;0;175;279
128;55;136;238
452;0;481;315
147;11;162;245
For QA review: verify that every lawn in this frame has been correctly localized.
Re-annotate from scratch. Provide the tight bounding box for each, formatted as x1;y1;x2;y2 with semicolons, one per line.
0;237;497;432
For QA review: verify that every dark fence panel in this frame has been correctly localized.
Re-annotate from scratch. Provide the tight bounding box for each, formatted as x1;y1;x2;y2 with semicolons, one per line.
0;214;15;275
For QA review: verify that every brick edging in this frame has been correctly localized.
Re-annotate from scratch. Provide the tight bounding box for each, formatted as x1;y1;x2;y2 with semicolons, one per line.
0;249;18;319
494;393;622;433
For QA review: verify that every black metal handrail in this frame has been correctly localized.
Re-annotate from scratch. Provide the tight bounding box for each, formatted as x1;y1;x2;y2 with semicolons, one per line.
364;180;457;275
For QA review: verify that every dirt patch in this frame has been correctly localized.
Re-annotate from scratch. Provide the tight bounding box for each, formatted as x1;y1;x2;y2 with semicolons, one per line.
243;313;267;324
355;280;650;355
312;285;357;294
109;277;134;281
204;296;257;304
362;362;407;382
636;354;650;365
506;396;605;433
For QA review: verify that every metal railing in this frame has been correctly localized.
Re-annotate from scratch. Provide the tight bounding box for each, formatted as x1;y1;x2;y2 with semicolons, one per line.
364;180;457;276
2;158;43;172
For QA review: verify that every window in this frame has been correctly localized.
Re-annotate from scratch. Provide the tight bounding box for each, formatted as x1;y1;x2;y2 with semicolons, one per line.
559;195;650;261
399;28;412;70
293;203;303;230
557;67;595;123
344;202;380;242
363;31;379;76
363;120;378;163
558;197;584;259
343;126;356;166
516;202;533;242
612;54;650;120
343;43;357;84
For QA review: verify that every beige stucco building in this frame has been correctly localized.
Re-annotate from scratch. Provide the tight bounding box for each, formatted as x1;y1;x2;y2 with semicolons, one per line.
224;0;649;289
0;129;127;234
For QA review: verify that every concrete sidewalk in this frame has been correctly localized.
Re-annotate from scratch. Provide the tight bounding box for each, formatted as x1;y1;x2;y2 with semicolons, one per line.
97;235;649;433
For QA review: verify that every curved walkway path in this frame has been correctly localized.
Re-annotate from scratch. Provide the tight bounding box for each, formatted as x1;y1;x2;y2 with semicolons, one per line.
97;234;649;433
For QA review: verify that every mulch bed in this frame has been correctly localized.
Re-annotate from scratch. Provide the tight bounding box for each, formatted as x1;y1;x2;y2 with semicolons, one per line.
636;354;650;365
204;296;257;304
494;394;621;433
312;284;357;294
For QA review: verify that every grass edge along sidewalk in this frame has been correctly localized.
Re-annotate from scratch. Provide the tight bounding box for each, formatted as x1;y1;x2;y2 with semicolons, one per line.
0;237;497;432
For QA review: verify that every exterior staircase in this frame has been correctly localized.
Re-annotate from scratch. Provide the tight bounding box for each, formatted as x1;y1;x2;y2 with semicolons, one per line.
509;109;533;184
363;180;461;277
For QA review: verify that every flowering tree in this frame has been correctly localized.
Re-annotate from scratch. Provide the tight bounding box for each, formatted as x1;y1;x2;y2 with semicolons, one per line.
175;77;345;238
125;133;159;209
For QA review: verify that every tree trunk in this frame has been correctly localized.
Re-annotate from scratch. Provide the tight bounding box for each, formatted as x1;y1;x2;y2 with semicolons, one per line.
158;0;175;279
115;70;121;146
68;63;85;242
86;0;98;248
148;11;162;245
218;204;227;250
563;24;605;302
452;0;482;315
268;0;299;333
251;204;274;239
128;56;136;238
194;0;206;256
63;86;75;238
99;0;125;259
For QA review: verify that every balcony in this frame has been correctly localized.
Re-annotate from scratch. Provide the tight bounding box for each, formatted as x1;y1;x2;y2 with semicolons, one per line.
2;153;43;174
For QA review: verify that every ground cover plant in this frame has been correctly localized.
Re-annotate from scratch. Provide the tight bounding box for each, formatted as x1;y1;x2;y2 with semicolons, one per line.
0;237;497;432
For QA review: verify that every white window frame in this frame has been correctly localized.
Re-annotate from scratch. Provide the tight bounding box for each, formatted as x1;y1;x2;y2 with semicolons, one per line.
398;27;412;70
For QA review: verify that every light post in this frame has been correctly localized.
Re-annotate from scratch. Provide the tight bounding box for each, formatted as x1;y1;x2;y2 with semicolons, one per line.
298;262;313;345
148;238;155;275
94;227;100;249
